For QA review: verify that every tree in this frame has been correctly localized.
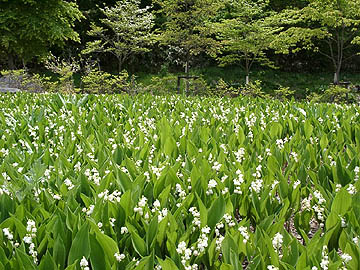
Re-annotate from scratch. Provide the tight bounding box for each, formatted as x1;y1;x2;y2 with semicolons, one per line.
82;0;155;72
275;0;360;84
0;0;83;69
214;0;283;84
156;0;223;80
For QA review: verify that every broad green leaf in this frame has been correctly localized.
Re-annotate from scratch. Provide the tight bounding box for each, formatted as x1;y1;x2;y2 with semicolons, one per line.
331;189;352;215
130;229;147;257
207;194;225;229
157;257;179;270
68;222;90;265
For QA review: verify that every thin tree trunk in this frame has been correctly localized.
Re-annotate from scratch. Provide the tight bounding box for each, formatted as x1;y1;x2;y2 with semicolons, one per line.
334;72;339;85
185;54;190;94
245;75;249;85
118;60;122;73
8;54;15;70
245;53;250;85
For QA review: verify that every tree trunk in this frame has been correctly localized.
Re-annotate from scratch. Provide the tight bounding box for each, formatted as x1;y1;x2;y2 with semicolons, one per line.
118;60;122;73
333;72;339;85
185;54;190;94
7;54;15;70
245;75;249;85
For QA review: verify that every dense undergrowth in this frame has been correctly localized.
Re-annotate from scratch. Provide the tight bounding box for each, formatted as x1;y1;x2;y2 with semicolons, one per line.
0;93;359;269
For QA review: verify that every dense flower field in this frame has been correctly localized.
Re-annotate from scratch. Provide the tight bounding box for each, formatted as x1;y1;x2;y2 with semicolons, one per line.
0;93;359;270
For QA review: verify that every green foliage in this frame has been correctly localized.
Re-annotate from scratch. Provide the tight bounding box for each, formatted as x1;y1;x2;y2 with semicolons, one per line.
274;0;360;84
81;69;130;94
0;69;55;92
213;0;282;82
156;0;223;69
309;85;357;104
82;0;155;72
241;80;269;98
273;86;295;101
0;0;83;65
44;54;81;93
147;75;178;94
0;93;360;269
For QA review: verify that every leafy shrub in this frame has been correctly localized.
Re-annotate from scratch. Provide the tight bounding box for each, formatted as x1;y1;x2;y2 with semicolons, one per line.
309;85;357;104
81;69;130;94
44;54;80;93
273;86;295;101
241;80;269;98
0;69;55;92
147;75;179;95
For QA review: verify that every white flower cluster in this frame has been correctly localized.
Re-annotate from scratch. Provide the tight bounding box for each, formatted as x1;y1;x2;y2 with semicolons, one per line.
148;145;156;164
175;184;187;204
347;184;357;195
250;165;263;194
233;170;244;194
234;148;246;164
313;190;326;227
176;241;198;270
354;166;359;181
353;236;359;245
134;196;148;216
23;220;38;264
84;167;101;186
301;195;312;211
223;213;235;227
267;265;279;270
82;204;95;216
214;222;225;251
291;152;299;163
320;246;329;270
114;252;126;262
196;226;210;253
80;256;89;270
151;165;165;178
238;226;250;244
0;184;11;197
157;208;168;222
272;232;283;257
64;178;74;190
206;179;217;195
212;161;222;171
2;227;18;247
340;253;352;264
189;207;201;230
98;189;122;203
328;155;336;167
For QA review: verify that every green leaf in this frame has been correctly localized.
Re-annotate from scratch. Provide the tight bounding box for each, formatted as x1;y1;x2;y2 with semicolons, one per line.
146;215;158;250
15;248;37;270
53;236;66;270
68;221;90;265
90;234;110;270
221;234;238;265
39;251;57;270
207;194;225;229
220;264;234;270
331;189;352;215
195;193;208;227
230;248;240;270
94;229;119;265
304;120;313;139
157;257;179;270
130;228;147;257
320;135;328;150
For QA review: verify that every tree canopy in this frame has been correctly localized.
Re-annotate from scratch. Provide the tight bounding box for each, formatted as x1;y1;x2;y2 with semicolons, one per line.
0;0;359;84
0;0;83;68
